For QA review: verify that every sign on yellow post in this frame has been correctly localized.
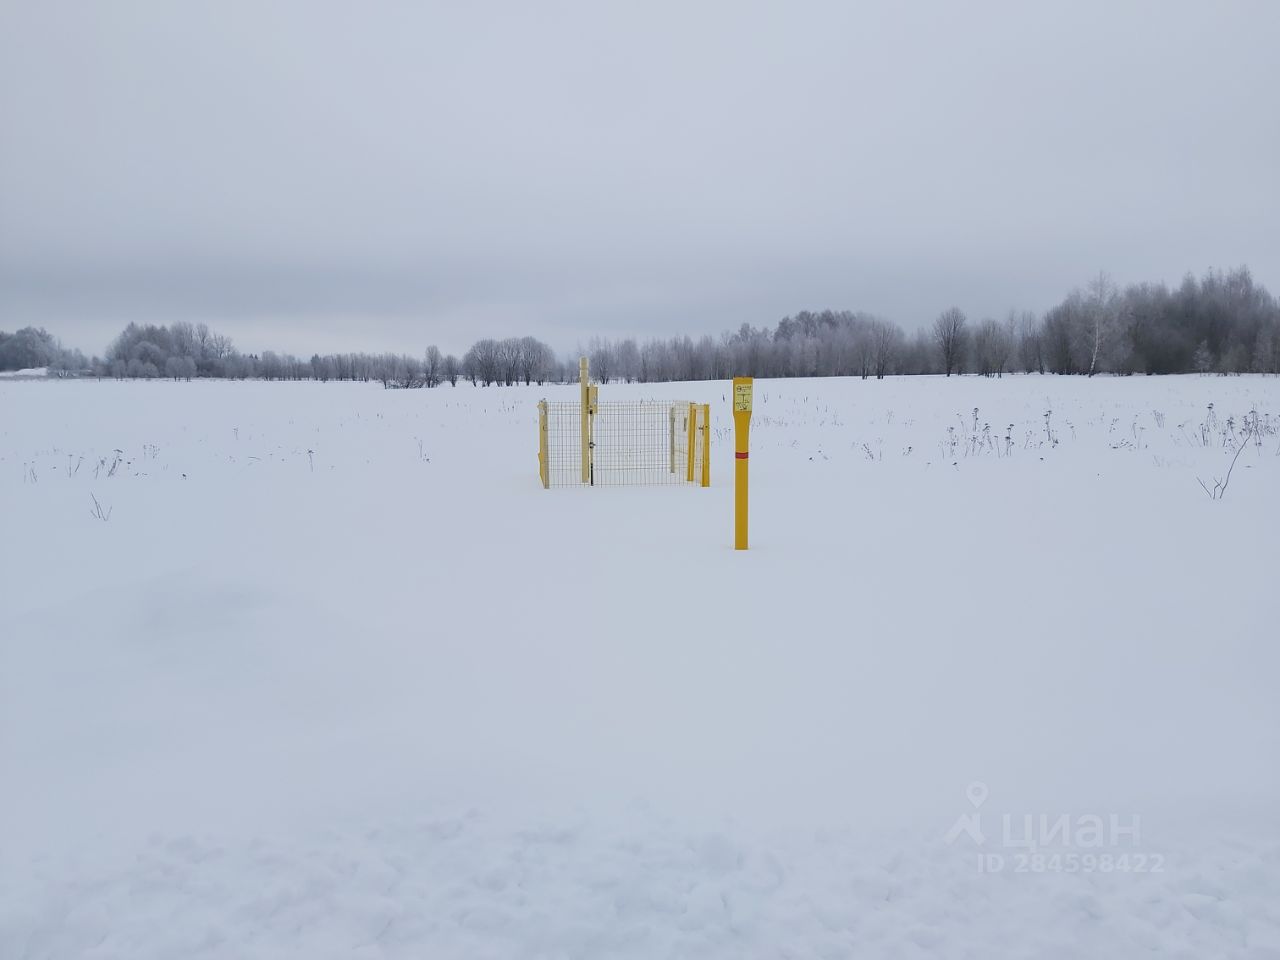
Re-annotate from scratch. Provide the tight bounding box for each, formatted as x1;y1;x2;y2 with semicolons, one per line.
732;377;752;549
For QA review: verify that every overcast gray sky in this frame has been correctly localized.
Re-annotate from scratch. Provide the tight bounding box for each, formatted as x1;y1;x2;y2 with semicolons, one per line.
2;0;1277;357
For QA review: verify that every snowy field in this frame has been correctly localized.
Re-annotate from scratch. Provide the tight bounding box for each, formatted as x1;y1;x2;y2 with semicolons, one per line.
3;373;1279;958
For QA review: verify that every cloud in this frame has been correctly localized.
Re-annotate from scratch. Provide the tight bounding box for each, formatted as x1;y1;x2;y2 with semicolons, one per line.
2;0;1278;354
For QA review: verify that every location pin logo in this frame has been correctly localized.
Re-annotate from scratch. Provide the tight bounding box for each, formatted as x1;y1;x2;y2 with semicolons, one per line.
965;781;989;808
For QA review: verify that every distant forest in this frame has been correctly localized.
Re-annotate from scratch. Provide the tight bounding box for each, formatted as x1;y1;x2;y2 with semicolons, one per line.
2;266;1277;383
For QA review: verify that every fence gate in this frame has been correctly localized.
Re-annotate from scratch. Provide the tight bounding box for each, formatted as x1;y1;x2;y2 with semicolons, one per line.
537;359;709;489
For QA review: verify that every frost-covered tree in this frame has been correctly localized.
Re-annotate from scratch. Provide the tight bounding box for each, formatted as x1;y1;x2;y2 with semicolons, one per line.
442;354;460;386
587;337;614;383
972;319;1009;377
0;327;85;374
517;337;555;385
1192;341;1213;374
1015;311;1044;374
614;339;640;382
424;345;442;387
933;308;968;377
36;261;1280;385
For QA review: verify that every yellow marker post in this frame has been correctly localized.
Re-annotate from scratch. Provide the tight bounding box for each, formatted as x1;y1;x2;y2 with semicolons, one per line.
700;403;710;488
669;405;677;474
733;377;752;549
579;357;590;484
686;402;696;483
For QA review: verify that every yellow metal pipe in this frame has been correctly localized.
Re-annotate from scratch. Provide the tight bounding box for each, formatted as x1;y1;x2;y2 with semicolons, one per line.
686;402;696;483
733;378;752;549
579;357;589;484
700;403;710;488
669;405;676;474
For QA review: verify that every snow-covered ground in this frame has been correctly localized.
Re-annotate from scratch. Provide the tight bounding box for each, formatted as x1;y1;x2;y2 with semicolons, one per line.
3;374;1279;958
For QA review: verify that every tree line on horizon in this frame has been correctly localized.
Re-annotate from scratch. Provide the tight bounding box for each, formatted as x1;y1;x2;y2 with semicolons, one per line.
2;266;1277;383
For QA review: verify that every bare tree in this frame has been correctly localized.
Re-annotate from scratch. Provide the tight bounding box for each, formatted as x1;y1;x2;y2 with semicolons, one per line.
971;319;997;377
1016;310;1044;374
495;338;521;385
463;339;499;385
423;345;442;387
1082;271;1117;376
516;337;554;385
870;320;901;379
933;307;967;376
1043;296;1084;374
442;353;460;386
615;339;640;382
971;319;1012;377
1193;341;1212;374
588;337;614;383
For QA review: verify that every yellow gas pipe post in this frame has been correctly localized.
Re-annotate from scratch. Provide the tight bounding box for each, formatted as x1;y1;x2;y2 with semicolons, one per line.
669;406;677;474
579;357;590;484
686;402;696;483
733;378;752;549
701;404;711;488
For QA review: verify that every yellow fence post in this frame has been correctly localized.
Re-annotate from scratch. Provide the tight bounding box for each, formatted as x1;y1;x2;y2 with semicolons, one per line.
537;400;549;488
700;403;710;487
579;357;589;484
669;405;676;474
733;378;752;549
686;402;696;483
